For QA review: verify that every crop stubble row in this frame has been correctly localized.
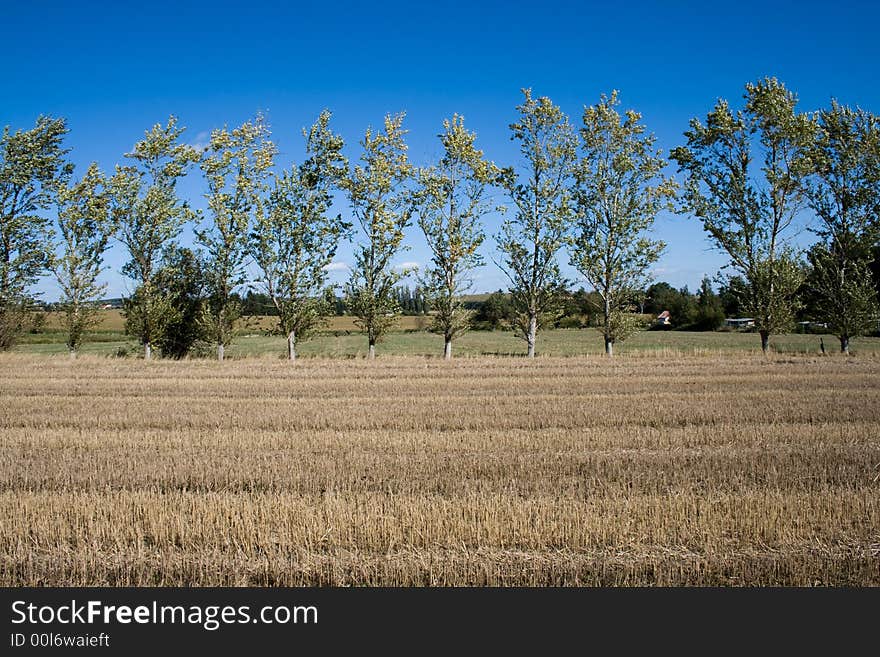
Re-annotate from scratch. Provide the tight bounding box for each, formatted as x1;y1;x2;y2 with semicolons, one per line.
1;354;877;585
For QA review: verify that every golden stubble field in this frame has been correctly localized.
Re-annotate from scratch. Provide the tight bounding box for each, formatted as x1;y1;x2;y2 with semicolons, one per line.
1;353;878;586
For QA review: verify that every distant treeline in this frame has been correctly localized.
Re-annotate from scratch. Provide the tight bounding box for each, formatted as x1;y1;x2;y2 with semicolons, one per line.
89;269;873;339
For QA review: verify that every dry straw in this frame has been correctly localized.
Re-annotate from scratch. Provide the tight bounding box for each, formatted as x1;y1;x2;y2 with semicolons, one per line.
1;353;878;585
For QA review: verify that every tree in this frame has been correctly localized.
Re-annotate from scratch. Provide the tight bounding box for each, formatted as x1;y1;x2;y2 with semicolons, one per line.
415;115;501;359
122;246;208;359
393;285;428;315
805;244;876;350
343;113;413;359
718;275;748;318
644;281;675;316
569;91;675;356
239;290;277;316
669;285;698;329
471;290;514;330
497;89;577;357
802;101;880;353
0;116;70;349
50;163;112;357
693;276;726;331
198;115;276;361
152;246;208;359
671;78;814;353
123;246;209;359
249;110;348;361
110;116;200;359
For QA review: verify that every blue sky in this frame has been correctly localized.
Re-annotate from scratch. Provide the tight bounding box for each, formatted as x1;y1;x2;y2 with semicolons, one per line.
4;0;879;300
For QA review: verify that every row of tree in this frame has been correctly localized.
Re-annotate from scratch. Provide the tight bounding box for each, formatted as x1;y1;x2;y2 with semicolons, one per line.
1;78;878;359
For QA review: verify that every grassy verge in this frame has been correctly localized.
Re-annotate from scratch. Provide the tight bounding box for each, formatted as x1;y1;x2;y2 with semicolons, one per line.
13;326;880;357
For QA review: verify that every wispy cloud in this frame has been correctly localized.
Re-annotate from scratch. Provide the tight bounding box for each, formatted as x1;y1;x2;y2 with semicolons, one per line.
190;131;209;152
394;261;420;271
322;261;349;272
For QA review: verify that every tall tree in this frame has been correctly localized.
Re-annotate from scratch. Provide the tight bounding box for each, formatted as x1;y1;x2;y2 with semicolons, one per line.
415;115;501;359
110;116;200;359
671;78;815;353
249;110;349;361
50;163;112;357
0;116;70;349
343;113;414;359
802;101;880;353
497;89;577;357
198;115;276;361
569;91;675;356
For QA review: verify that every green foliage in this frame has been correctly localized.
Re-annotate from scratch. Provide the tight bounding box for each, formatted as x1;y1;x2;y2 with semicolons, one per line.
414;115;502;351
343;113;414;353
122;287;174;352
497;89;577;354
111;116;200;355
745;252;805;338
51;163;112;353
153;246;209;359
239;290;277;316
646;279;733;331
717;276;748;318
555;315;583;329
802;101;880;350
249;110;348;358
605;310;651;343
667;285;698;329
569;91;675;352
29;310;47;334
123;246;209;358
692;277;726;331
805;243;878;350
198;115;276;356
0;115;70;349
393;285;428;315
471;290;514;330
556;288;596;327
871;246;880;289
644;282;676;315
671;78;814;351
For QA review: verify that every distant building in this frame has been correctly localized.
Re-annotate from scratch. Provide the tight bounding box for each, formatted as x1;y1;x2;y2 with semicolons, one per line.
655;310;672;326
725;317;755;328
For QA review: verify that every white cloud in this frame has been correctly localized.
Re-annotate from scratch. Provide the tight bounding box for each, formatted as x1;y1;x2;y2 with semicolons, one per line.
322;261;349;272
394;261;420;271
190;131;210;152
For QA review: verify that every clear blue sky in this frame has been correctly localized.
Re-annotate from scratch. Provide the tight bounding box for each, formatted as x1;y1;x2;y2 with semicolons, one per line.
4;0;878;300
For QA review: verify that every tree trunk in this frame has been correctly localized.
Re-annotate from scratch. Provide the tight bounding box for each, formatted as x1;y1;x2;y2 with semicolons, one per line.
217;343;225;361
144;342;152;360
760;331;770;354
368;339;376;360
287;331;297;361
527;313;537;358
839;335;849;354
604;297;613;358
444;338;452;360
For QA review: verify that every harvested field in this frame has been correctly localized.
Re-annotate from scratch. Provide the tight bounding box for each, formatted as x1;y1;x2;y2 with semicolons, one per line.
1;353;878;585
